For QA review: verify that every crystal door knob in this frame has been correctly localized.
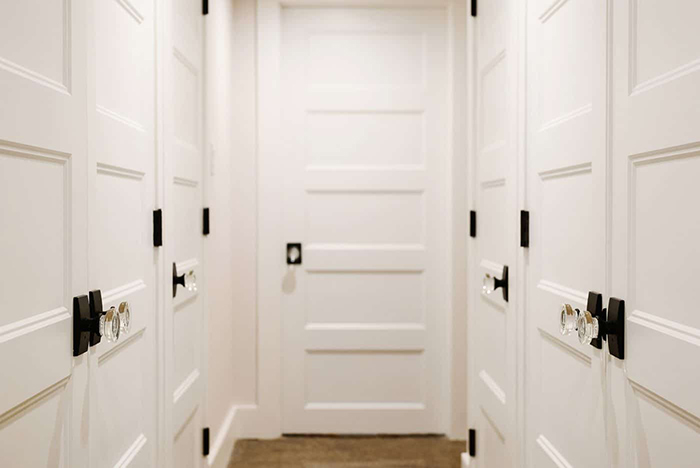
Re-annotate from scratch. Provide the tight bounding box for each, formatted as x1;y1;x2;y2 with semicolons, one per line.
577;310;599;345
99;306;121;343
481;265;509;302
560;303;580;336
118;301;131;334
173;263;197;297
482;274;496;295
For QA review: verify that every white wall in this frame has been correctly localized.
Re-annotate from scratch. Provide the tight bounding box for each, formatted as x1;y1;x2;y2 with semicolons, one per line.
203;0;258;464
228;0;258;409
449;0;468;440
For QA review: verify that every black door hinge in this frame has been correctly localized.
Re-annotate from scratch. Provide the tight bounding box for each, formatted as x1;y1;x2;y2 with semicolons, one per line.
471;0;477;17
469;211;477;238
153;209;163;247
520;210;529;248
203;427;210;456
203;0;209;15
203;208;210;236
469;429;476;457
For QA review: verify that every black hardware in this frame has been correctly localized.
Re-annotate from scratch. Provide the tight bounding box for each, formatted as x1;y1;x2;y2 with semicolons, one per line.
73;295;92;356
605;298;625;360
520;210;529;248
203;208;210;236
203;427;210;456
173;263;184;298
469;429;476;457
89;290;107;346
203;0;208;15
586;292;604;350
471;0;477;17
287;243;302;265
153;209;163;247
496;265;509;302
470;211;477;238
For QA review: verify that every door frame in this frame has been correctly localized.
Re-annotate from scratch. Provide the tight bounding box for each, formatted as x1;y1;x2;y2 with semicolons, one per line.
253;0;466;438
464;0;528;464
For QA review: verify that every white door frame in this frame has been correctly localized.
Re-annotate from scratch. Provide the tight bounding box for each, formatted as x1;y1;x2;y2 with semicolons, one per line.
254;0;465;438
464;0;528;462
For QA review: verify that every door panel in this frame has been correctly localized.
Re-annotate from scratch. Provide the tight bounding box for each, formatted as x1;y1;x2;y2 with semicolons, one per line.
87;0;157;465
0;1;87;467
281;7;449;434
525;1;608;467
468;0;517;463
166;0;205;463
612;1;700;466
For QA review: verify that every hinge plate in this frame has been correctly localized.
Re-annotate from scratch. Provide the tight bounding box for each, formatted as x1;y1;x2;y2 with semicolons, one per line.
471;0;477;17
153;209;163;247
203;0;209;15
469;211;477;238
202;427;210;456
203;208;210;236
469;429;476;457
520;210;529;248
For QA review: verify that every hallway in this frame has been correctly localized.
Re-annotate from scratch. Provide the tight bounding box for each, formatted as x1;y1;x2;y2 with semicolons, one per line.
227;437;465;468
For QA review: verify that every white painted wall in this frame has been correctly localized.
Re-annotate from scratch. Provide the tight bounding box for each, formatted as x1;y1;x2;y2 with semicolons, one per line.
203;0;258;465
448;0;468;441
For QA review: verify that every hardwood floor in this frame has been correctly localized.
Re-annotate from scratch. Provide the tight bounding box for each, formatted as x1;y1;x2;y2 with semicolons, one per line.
227;436;465;468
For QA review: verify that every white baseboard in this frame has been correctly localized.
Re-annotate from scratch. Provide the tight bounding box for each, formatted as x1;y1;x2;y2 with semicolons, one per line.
206;403;264;468
206;405;244;468
461;452;470;468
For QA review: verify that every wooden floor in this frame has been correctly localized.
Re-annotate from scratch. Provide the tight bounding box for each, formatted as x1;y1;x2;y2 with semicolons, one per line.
227;436;465;468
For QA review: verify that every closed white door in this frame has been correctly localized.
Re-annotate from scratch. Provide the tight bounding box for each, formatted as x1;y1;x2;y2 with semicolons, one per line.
165;0;206;464
610;1;700;466
86;0;158;466
524;1;608;467
280;6;449;434
466;0;518;464
0;2;89;467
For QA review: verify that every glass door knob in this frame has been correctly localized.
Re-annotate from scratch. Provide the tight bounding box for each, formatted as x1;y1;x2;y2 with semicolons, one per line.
118;301;131;334
98;306;121;343
184;271;197;291
560;303;579;336
482;274;496;295
577;310;600;345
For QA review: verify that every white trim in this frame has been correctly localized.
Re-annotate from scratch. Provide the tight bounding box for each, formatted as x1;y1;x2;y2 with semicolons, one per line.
207;405;245;468
461;452;471;468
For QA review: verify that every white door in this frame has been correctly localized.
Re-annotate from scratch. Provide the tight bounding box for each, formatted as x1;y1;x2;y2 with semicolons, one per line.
280;6;449;434
610;1;700;466
524;1;608;467
0;2;89;467
466;0;518;464
86;0;158;466
165;0;206;464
